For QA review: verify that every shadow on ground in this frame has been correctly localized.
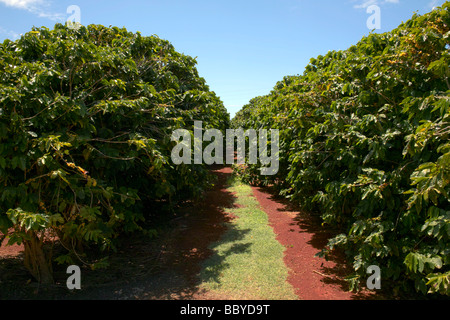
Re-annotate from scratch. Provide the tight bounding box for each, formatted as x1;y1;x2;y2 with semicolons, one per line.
0;165;241;300
198;227;252;289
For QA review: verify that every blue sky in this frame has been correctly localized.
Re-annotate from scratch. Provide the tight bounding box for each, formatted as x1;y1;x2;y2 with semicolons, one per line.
0;0;447;118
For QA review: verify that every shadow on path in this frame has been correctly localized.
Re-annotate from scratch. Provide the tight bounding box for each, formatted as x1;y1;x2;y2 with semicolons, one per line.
0;165;239;300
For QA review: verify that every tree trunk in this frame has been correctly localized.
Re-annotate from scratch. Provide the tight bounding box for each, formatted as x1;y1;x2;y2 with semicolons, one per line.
23;232;54;284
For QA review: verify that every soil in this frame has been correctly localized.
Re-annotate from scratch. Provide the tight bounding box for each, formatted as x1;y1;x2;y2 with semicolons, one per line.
0;165;384;300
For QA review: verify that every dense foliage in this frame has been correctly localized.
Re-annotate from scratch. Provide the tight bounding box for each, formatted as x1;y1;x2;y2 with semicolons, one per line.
0;24;229;283
232;4;449;297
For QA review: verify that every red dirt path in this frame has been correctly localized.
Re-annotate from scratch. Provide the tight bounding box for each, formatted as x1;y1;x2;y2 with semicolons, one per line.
0;234;24;258
251;185;378;300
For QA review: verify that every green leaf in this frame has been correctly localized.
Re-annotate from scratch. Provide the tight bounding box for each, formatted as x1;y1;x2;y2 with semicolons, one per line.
90;257;110;270
55;254;75;265
405;252;425;274
48;214;64;226
426;272;450;296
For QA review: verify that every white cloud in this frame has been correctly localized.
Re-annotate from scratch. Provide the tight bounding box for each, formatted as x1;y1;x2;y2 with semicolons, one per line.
0;0;42;9
0;0;64;21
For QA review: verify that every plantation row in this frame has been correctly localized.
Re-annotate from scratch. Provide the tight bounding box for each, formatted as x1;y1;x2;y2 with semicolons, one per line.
232;4;449;297
0;24;230;283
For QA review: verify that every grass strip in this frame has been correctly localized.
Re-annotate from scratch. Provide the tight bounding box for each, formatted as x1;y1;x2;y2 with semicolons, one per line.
198;176;298;300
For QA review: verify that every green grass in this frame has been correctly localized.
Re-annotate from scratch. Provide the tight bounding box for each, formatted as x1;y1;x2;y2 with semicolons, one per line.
198;177;298;300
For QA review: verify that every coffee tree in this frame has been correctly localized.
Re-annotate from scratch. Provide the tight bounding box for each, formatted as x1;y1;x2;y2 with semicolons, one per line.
0;24;229;283
233;4;449;296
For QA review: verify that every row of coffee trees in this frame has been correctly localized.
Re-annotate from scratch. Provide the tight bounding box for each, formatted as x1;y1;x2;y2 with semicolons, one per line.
0;24;230;284
232;4;449;297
